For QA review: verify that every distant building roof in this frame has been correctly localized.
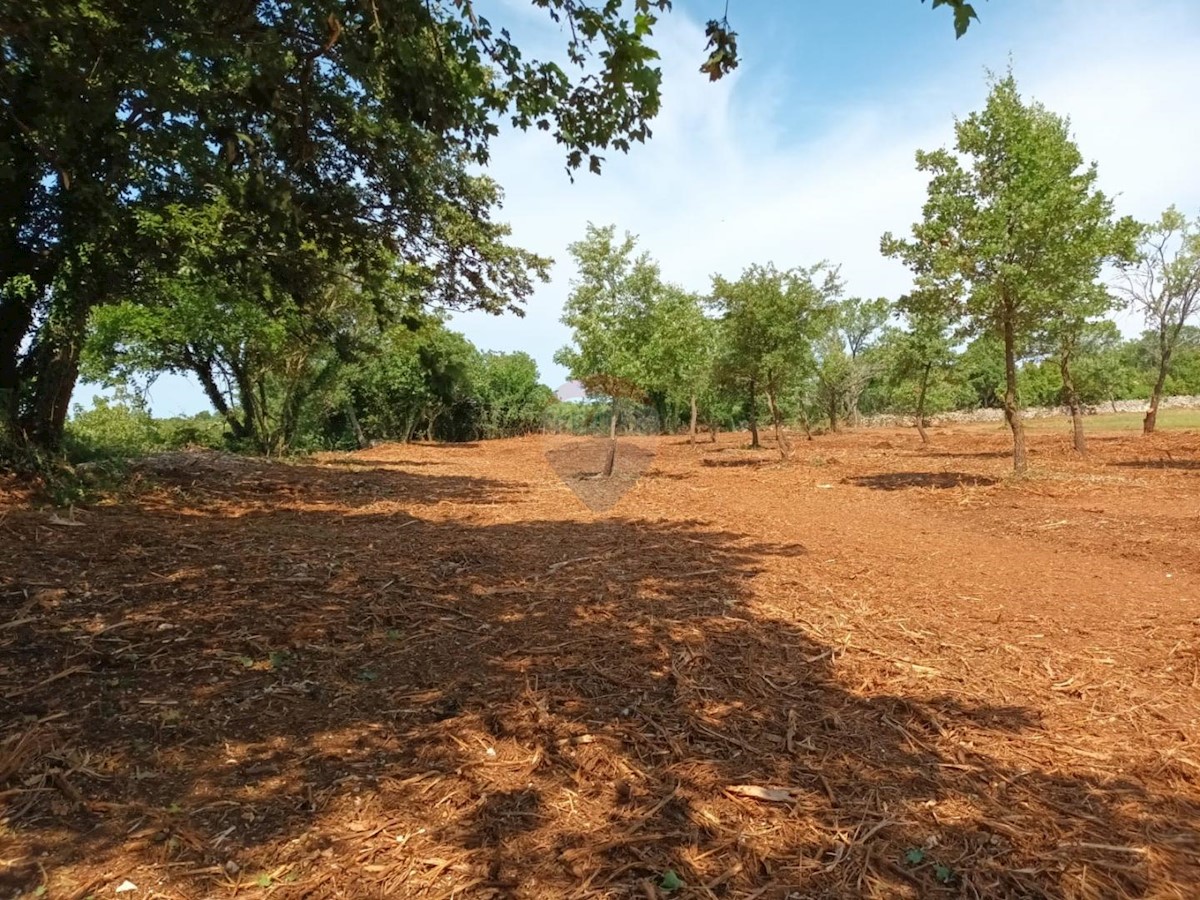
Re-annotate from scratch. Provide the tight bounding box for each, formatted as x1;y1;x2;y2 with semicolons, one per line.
555;380;586;401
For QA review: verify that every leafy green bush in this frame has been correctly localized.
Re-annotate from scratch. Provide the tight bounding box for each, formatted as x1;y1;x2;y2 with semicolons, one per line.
64;393;226;462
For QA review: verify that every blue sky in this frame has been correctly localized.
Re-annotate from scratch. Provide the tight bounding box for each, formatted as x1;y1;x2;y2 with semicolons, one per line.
106;0;1200;414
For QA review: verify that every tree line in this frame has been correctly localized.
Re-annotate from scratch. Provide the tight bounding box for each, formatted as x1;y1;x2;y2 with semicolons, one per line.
556;74;1200;474
1;0;977;469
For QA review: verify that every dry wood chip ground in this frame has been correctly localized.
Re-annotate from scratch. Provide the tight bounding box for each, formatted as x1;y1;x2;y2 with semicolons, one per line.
1;427;1199;899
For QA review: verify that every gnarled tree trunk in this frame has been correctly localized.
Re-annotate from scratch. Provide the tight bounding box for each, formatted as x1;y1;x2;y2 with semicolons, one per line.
20;298;91;450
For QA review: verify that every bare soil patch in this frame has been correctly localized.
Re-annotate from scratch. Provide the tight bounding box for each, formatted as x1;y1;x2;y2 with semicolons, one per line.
2;428;1199;898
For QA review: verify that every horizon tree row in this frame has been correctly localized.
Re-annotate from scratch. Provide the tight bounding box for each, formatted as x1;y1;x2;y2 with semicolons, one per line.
557;74;1200;474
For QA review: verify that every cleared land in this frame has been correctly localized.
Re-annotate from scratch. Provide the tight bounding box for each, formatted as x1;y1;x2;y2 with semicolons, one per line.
2;426;1199;899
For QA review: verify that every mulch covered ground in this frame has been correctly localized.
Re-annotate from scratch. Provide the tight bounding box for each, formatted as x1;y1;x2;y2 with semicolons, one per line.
2;426;1198;899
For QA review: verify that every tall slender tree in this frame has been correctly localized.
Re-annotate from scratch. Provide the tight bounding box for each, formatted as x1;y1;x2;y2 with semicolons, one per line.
883;73;1134;473
555;225;656;477
892;298;957;445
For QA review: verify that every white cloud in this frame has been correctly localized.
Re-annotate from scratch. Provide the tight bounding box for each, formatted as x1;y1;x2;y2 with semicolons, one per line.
451;0;1200;387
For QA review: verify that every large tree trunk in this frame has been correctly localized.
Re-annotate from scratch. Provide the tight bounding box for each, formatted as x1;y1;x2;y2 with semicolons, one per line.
747;377;760;449
688;393;698;445
1060;349;1086;455
1144;327;1171;435
0;292;36;445
765;388;790;460
0;139;45;450
1002;315;1027;474
915;361;931;446
602;397;618;478
20;299;91;450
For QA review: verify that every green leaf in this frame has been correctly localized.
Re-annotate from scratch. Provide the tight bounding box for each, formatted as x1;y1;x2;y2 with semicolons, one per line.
659;869;683;891
904;848;926;865
935;864;954;883
256;874;273;888
357;668;379;682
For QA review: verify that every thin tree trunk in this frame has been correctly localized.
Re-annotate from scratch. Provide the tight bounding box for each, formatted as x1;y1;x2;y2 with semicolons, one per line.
915;361;931;446
602;397;618;477
709;420;718;443
798;405;814;441
1144;328;1171;434
765;388;790;460
1002;315;1027;474
189;357;249;442
1060;350;1086;454
747;377;760;449
827;392;838;433
689;393;698;444
346;400;367;449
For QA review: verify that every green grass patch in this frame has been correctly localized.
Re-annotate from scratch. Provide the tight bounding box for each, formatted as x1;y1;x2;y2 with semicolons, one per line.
1019;409;1200;431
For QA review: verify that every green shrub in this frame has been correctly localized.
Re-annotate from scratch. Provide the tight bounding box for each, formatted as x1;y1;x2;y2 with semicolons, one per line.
64;393;227;462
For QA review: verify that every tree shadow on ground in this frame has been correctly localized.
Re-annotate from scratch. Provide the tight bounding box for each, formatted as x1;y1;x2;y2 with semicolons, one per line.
318;457;448;468
1110;459;1200;471
700;457;777;469
1;459;1196;898
915;449;1014;460
130;453;519;512
844;472;1001;491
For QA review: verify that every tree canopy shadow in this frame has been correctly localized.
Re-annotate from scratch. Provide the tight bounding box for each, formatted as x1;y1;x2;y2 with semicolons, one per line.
845;471;1001;491
129;451;518;512
318;456;448;468
1110;458;1200;471
700;457;776;469
1;459;1195;898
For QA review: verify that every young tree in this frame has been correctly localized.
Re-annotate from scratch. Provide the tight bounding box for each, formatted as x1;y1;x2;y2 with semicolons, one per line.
883;73;1133;473
1038;284;1130;453
711;263;839;459
814;296;890;430
891;298;957;444
555;225;656;477
1114;208;1200;433
634;287;715;443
